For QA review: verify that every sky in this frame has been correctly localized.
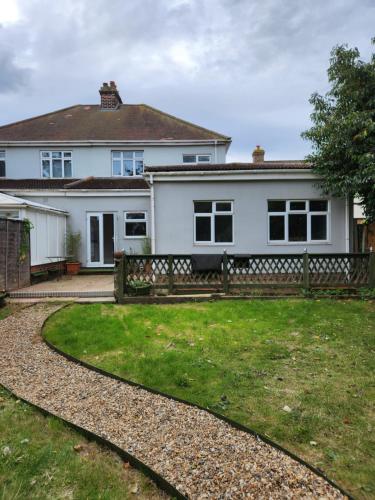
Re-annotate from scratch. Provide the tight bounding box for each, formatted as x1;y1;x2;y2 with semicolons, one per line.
0;0;374;161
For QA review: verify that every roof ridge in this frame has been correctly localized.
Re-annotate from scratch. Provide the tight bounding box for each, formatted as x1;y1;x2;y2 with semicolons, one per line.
139;104;231;141
0;105;81;130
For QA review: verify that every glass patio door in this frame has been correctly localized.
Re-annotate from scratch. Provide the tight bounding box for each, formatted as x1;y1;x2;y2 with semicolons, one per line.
87;213;115;267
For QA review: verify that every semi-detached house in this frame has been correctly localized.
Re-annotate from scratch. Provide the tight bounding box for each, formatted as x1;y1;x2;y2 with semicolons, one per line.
0;81;352;270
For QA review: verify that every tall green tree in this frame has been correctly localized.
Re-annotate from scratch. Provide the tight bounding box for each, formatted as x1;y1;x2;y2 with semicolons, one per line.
302;39;375;222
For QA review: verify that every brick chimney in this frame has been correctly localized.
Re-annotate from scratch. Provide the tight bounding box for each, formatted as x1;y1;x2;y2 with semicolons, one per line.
252;145;265;163
99;81;123;109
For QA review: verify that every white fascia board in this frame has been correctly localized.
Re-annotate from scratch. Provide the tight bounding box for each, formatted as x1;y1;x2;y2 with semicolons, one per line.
0;189;151;197
0;139;229;147
144;170;318;182
0;202;68;215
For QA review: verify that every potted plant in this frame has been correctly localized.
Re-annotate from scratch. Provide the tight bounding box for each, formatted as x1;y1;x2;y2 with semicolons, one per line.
65;229;81;275
127;279;152;296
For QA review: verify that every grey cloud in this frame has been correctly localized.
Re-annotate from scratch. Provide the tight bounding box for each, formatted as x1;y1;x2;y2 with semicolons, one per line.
1;0;374;159
0;26;31;93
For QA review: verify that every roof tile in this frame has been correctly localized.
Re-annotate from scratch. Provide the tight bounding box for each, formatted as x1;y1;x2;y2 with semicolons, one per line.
145;161;310;173
0;104;230;142
0;177;149;190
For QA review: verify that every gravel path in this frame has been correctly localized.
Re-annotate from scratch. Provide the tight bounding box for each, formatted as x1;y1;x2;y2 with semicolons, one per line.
0;304;345;499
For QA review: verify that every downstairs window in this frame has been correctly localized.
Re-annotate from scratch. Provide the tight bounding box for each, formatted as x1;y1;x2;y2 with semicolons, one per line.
268;200;329;243
0;151;6;177
124;211;147;237
194;201;233;244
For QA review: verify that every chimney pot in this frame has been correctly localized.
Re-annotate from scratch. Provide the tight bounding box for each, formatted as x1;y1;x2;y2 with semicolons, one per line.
252;145;265;163
99;80;123;110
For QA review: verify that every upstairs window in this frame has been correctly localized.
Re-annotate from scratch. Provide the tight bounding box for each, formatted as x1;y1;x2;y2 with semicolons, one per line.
41;151;72;178
183;154;211;164
0;151;5;177
112;151;144;176
194;201;233;244
268;200;329;243
124;211;147;237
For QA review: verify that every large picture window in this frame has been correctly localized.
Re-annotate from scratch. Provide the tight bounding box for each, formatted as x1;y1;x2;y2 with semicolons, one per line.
268;200;329;243
112;151;144;176
0;151;5;177
194;201;233;244
41;151;72;178
124;211;147;237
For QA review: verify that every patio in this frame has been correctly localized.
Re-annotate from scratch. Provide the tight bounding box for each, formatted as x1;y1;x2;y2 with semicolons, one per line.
8;274;114;300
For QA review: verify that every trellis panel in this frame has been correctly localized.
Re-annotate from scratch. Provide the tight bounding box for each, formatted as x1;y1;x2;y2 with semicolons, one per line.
118;252;374;297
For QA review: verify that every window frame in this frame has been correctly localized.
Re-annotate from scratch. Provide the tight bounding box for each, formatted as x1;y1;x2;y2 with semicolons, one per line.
183;153;212;164
124;211;148;238
0;150;6;177
194;200;234;245
40;151;73;178
112;150;144;177
267;199;330;245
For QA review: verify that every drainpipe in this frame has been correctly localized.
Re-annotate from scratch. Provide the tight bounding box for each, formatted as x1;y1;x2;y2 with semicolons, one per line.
149;173;156;254
214;140;217;163
345;196;350;253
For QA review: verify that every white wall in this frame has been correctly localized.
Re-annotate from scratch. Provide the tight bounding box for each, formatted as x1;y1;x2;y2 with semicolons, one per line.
23;194;151;265
4;144;227;179
153;179;349;254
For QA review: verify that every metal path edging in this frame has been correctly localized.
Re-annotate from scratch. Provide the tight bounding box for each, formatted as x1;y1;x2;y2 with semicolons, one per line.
41;304;353;500
0;383;185;500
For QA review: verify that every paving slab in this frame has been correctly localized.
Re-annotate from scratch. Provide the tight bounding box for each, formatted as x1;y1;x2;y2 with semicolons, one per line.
14;274;114;293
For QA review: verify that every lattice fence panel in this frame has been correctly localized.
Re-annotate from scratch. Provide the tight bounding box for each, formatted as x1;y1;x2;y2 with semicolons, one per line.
309;254;369;286
125;255;168;284
173;256;223;286
227;255;303;285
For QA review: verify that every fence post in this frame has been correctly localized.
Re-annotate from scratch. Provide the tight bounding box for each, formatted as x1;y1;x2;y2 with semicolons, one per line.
114;253;125;303
223;251;229;294
168;254;174;294
303;251;310;290
369;251;375;288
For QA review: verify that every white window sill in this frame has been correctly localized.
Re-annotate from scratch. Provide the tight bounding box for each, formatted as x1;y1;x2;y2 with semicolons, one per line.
194;242;235;246
124;235;148;239
267;241;332;246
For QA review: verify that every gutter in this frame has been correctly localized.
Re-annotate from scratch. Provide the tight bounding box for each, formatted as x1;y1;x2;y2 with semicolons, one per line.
0;139;230;147
144;168;313;176
143;169;317;181
345;196;350;252
0;203;68;215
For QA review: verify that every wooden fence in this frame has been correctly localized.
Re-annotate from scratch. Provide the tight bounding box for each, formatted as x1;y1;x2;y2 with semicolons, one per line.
0;218;30;291
114;252;375;300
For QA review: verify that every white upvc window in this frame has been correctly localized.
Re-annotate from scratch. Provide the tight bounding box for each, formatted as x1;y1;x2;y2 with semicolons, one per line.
194;201;233;245
0;150;6;177
124;211;147;237
112;151;144;176
268;200;330;244
183;154;212;164
41;151;72;178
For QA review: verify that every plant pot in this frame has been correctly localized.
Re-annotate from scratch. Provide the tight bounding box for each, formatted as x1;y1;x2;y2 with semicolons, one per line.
127;283;152;296
66;262;81;275
114;250;124;260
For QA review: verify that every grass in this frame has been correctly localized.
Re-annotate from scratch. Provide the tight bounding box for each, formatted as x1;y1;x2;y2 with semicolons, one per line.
0;303;27;321
0;386;165;499
43;300;375;499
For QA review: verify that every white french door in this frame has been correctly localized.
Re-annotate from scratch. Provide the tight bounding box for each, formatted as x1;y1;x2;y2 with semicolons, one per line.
87;212;115;267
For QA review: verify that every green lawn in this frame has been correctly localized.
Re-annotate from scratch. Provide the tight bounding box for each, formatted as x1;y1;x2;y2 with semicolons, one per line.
0;303;26;321
44;300;375;499
0;386;164;499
